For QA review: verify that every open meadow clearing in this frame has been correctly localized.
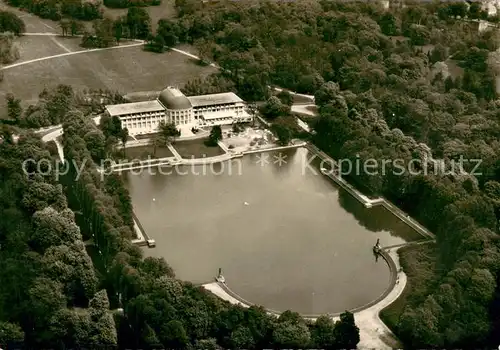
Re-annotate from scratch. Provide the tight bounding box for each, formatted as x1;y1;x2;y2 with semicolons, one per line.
0;44;216;112
12;35;88;61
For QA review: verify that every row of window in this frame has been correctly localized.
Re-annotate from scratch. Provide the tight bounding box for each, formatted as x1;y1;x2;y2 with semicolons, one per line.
193;106;244;114
122;121;160;129
118;111;164;120
167;110;191;117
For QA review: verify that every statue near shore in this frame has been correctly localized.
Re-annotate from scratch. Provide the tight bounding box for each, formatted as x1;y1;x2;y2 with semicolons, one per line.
216;268;225;283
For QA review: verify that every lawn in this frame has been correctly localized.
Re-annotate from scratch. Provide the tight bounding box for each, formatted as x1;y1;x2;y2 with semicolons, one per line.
292;93;314;104
14;35;68;62
172;138;225;158
379;242;440;337
0;45;216;112
135;132;160;139
121;145;174;161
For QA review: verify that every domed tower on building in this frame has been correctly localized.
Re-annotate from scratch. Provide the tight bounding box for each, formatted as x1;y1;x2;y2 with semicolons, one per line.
157;87;194;126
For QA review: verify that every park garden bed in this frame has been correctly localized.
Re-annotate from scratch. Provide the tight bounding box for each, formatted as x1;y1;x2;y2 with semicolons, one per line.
120;144;174;161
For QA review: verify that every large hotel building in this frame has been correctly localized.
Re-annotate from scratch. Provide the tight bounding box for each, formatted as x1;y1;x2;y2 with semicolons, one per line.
104;87;252;136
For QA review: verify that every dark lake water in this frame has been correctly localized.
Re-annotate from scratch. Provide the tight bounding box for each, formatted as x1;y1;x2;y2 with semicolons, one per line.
123;147;423;314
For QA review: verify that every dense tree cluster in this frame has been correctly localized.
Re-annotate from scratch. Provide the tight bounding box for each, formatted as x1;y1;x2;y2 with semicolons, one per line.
0;10;25;34
5;85;126;127
0;128;117;348
163;0;499;103
312;83;500;347
0;32;19;66
4;0;500;347
182;75;236;97
76;6;152;48
104;0;160;9
6;0;101;21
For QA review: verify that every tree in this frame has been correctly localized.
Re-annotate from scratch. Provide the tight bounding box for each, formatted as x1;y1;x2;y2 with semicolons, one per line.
0;321;24;346
141;257;175;278
113;18;124;43
230;326;255;349
0;32;19;64
272;321;311;348
158;121;180;144
27;277;67;339
101;114;123;139
0;10;25;35
314;81;342;108
312;315;335;349
157;19;179;47
193;338;221;350
469;2;487;19
42;244;98;303
151;134;161;156
60;19;70;36
260;96;290;119
430;44;448;64
6;93;22;123
126;7;151;39
379;12;398;36
206;125;222;147
271;122;292;146
161;320;189;348
145;34;166;53
120;127;129;156
89;290;117;346
31;207;81;251
69;20;83;36
277;90;293;106
333;311;360;349
154;34;166;52
90;290;111;317
245;306;272;347
84;129;107;161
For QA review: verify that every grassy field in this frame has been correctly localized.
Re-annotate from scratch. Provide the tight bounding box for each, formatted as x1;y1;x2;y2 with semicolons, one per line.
13;35;141;64
379;242;440;337
172;138;225;158
121;145;174;161
0;45;216;112
12;35;86;62
292;94;314;104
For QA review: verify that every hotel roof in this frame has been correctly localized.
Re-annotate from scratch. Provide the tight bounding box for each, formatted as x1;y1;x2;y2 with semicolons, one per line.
158;87;192;110
187;92;243;107
105;101;165;116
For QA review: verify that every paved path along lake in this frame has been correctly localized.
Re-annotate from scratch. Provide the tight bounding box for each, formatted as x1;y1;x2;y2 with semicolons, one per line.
124;148;423;314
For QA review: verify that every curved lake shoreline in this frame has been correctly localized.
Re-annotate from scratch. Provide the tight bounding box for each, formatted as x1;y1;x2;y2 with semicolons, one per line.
124;148;421;314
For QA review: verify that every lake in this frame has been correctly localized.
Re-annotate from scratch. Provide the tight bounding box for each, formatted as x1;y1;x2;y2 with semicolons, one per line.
124;147;422;314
